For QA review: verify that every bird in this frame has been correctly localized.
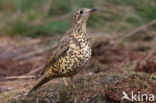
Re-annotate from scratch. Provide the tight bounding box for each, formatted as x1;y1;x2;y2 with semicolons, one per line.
27;8;96;96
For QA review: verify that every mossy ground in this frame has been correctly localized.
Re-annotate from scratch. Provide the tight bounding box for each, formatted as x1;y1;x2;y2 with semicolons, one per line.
1;72;155;103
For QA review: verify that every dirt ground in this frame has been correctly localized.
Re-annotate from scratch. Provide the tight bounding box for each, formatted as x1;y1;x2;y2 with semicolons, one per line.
0;32;156;103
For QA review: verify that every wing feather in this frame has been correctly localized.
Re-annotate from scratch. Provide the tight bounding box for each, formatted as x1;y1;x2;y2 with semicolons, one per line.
40;35;70;75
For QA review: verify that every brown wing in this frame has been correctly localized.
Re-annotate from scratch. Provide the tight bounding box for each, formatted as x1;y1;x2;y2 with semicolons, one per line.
40;35;70;75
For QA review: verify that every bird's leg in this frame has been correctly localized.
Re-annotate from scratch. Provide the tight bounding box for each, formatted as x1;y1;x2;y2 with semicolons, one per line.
63;77;69;86
70;77;75;88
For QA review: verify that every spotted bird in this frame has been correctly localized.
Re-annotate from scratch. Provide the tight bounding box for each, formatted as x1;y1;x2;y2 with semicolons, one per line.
27;8;96;96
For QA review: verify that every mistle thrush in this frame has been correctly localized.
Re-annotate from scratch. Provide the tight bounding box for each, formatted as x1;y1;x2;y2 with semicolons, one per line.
27;8;96;96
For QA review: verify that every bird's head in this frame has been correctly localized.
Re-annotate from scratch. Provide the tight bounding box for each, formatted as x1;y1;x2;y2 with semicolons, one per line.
72;8;96;24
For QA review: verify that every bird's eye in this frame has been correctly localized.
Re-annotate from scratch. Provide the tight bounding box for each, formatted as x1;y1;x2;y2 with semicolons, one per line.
80;10;83;14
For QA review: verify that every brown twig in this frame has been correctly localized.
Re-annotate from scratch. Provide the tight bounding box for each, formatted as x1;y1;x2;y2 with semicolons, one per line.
26;66;43;75
126;19;156;37
15;46;51;61
135;50;156;69
5;75;36;80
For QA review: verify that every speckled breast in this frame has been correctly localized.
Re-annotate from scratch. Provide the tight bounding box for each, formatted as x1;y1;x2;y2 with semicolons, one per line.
55;37;91;77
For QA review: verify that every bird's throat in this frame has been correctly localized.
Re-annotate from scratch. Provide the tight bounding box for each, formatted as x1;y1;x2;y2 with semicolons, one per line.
67;21;87;37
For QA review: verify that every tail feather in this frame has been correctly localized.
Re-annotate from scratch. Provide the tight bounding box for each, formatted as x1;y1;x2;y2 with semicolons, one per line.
26;74;50;97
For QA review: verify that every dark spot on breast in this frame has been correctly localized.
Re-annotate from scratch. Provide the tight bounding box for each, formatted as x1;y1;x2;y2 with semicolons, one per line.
65;57;68;61
65;66;67;69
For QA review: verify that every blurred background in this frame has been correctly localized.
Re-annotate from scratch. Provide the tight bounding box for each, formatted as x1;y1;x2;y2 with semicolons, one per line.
1;0;156;36
0;0;156;103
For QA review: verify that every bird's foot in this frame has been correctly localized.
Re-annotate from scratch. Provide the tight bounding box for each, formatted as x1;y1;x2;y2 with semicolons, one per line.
71;81;76;88
70;77;76;88
63;77;76;88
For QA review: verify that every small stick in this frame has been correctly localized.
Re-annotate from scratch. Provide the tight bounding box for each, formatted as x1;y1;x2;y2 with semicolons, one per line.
126;19;156;37
63;77;69;86
5;75;36;80
26;66;43;75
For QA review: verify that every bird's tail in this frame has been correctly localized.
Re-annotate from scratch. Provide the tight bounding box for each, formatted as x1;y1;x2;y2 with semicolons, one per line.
26;74;51;97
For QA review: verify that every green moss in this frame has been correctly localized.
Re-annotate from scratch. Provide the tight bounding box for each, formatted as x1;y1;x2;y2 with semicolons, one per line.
76;0;94;8
0;90;24;103
4;19;69;37
138;4;156;22
126;17;141;26
1;72;155;103
48;0;72;16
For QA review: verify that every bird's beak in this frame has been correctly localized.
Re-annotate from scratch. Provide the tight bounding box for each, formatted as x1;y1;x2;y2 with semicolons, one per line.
90;8;97;13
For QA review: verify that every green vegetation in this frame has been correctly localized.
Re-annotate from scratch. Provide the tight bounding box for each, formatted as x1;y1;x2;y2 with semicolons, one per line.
0;0;156;37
